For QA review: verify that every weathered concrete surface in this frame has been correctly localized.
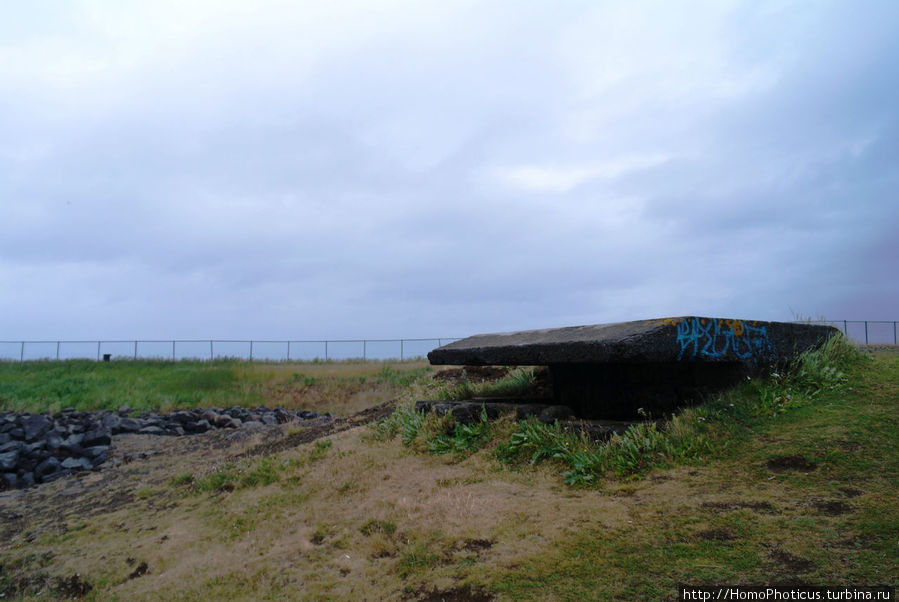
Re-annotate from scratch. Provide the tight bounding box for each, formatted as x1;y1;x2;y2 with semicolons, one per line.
427;317;840;420
428;317;839;367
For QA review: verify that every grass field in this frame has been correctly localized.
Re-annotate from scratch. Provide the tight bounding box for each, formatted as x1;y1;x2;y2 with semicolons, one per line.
0;341;896;600
0;359;433;415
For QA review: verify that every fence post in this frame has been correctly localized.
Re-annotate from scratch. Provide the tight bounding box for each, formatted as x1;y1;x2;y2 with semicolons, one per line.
134;341;138;360
172;341;176;361
20;342;24;362
363;340;366;361
56;341;60;360
250;341;254;361
97;341;101;361
865;321;869;345
325;341;328;361
210;340;214;361
895;321;897;345
843;320;847;335
287;341;291;361
400;339;404;361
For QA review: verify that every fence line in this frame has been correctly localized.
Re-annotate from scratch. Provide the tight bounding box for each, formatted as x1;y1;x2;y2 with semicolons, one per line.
802;320;898;345
0;338;461;362
1;320;896;362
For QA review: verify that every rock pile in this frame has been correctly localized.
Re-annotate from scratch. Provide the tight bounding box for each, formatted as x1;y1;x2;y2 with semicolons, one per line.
0;406;328;490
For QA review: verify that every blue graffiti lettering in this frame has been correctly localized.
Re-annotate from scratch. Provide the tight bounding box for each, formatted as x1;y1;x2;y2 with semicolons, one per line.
675;318;771;362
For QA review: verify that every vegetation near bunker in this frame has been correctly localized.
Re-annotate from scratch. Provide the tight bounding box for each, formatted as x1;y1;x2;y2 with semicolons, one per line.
0;336;896;600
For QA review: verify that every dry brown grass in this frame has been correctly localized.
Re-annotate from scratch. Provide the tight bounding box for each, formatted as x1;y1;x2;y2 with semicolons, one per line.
1;422;635;600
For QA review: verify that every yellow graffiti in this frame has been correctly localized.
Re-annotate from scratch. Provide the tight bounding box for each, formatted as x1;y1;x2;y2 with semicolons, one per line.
724;319;744;336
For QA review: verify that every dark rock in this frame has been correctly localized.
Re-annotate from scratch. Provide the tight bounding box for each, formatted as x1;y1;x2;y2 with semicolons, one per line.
7;427;24;440
19;472;35;487
42;469;70;483
64;433;84;446
242;421;264;428
82;445;109;459
61;457;93;471
21;414;51;441
1;472;16;489
0;440;24;454
260;415;279;425
117;418;142;433
118;405;134;415
171;411;197;424
90;447;107;463
139;426;165;435
0;450;19;471
183;420;209;434
60;435;84;456
45;433;64;451
0;432;10;445
226;407;247;420
213;413;232;428
35;457;61;482
102;413;122;431
82;428;111;447
25;439;46;453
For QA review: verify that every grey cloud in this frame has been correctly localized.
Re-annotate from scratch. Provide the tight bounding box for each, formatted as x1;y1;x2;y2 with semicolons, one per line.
1;1;897;342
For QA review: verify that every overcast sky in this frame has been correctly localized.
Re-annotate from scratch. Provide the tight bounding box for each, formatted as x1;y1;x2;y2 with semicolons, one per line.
1;0;897;342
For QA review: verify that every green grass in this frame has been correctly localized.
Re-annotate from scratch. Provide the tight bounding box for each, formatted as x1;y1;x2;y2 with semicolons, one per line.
0;359;253;412
436;366;537;401
492;343;899;598
0;359;433;414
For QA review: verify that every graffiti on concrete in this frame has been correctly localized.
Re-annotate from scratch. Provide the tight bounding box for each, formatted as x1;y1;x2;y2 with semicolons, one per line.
675;317;772;361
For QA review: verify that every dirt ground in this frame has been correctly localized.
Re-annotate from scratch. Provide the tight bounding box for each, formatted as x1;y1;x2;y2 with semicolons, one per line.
0;401;395;550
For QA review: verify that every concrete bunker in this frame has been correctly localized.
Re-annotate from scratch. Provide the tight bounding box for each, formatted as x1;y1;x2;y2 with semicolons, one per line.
425;317;839;421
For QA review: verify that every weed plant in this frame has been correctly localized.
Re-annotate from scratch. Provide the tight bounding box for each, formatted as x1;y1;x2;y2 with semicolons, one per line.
436;367;536;401
377;334;867;486
173;439;333;494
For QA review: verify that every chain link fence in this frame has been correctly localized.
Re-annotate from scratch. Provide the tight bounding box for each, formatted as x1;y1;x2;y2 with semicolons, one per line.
0;338;460;362
804;320;897;346
1;320;895;362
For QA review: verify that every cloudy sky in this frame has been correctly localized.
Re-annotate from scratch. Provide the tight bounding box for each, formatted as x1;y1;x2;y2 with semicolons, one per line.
2;0;897;343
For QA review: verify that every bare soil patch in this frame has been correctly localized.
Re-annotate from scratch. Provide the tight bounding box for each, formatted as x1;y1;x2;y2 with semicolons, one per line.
414;584;494;601
768;547;817;574
811;499;854;515
766;455;817;473
700;500;778;513
837;487;863;498
696;528;735;541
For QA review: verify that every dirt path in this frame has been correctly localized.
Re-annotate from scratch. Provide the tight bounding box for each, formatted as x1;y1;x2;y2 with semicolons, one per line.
0;400;396;546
